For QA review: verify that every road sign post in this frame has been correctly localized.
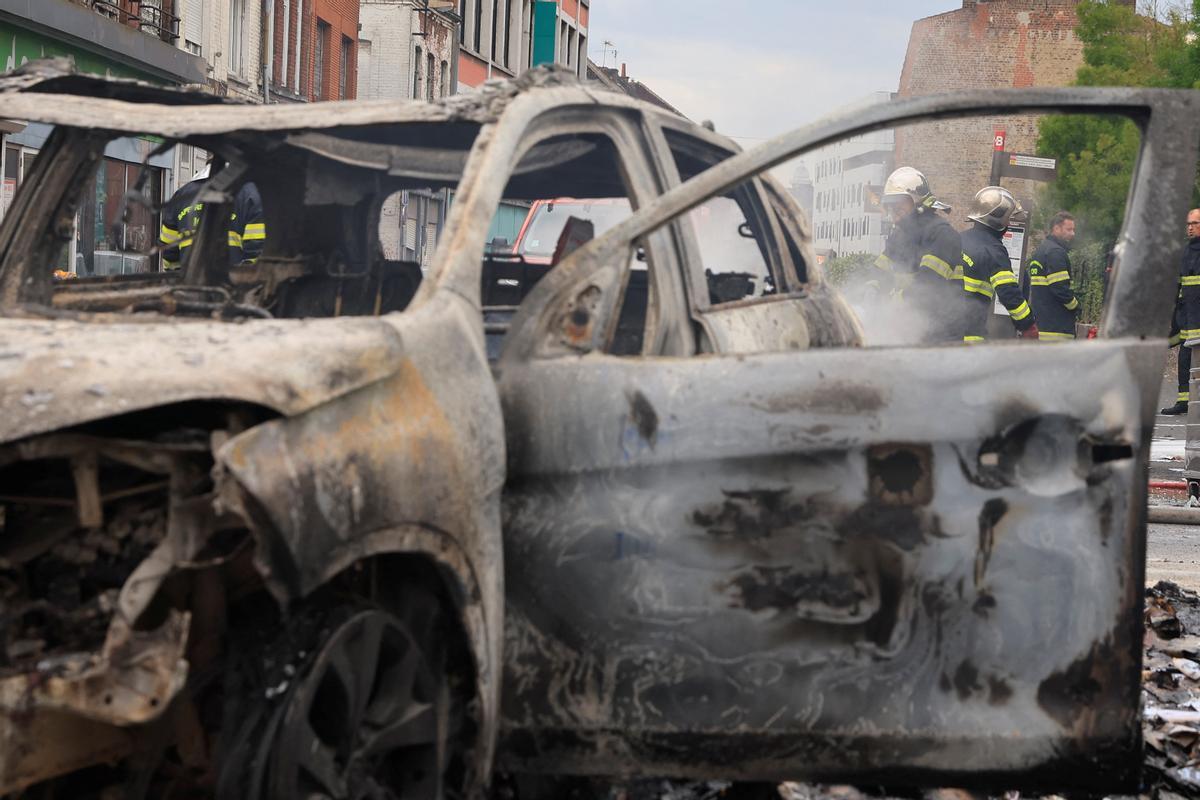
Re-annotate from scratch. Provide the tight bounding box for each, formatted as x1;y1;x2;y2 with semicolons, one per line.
989;129;1006;184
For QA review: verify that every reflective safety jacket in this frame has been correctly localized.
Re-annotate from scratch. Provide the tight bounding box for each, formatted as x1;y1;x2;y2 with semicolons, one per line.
1176;238;1200;344
874;202;964;343
1026;234;1078;340
959;222;1035;342
160;180;265;269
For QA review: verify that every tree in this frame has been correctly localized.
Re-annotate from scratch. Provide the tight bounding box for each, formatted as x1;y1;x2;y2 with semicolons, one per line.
823;253;876;289
1034;0;1200;317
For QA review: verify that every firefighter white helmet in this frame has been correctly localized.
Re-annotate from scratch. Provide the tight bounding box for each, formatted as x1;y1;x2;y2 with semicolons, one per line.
968;186;1021;231
883;167;932;206
882;166;950;213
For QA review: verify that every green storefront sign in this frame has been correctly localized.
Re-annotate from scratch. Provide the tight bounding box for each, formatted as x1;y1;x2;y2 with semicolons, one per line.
0;22;159;83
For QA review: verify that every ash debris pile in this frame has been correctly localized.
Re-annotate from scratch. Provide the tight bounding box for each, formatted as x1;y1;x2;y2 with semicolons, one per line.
1143;580;1200;797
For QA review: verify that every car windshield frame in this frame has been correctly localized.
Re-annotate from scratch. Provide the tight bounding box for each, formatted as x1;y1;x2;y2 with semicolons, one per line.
557;86;1195;343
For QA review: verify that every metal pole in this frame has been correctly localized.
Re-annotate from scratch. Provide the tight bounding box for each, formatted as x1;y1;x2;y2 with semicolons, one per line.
264;0;274;103
1148;505;1200;525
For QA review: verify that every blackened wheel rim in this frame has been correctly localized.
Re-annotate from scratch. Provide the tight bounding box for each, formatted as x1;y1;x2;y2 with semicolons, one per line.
268;609;450;800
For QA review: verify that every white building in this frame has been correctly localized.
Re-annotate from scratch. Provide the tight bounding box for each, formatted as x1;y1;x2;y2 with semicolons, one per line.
358;1;459;267
809;91;895;260
172;1;266;188
788;162;814;230
177;0;265;103
359;1;457;102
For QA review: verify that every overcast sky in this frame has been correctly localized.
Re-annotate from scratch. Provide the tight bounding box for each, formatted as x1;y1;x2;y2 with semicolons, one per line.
587;0;961;146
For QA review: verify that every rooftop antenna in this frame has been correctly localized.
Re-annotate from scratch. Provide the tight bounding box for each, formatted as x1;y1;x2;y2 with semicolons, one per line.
601;40;616;68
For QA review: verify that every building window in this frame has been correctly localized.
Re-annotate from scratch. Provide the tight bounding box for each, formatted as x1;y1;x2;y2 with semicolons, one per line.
414;45;423;99
184;0;204;55
229;0;245;77
426;52;435;101
504;0;513;66
474;0;483;52
315;20;330;100
526;0;534;69
460;0;468;43
340;36;352;99
440;60;449;96
296;3;309;95
73;158;165;276
492;0;501;64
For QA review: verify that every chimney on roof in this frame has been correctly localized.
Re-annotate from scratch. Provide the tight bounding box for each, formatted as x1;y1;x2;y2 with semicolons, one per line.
621;63;627;79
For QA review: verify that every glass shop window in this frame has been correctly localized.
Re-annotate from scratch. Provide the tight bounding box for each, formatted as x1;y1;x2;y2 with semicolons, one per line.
74;158;165;276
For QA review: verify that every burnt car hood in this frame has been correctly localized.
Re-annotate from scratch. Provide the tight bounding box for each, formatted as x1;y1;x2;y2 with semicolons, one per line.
0;315;406;444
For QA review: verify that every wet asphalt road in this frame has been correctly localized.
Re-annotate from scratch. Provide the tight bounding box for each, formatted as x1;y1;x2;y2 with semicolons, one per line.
1148;376;1200;590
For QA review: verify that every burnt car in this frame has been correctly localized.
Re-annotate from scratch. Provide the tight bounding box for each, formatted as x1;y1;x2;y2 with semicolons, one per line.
0;60;1190;797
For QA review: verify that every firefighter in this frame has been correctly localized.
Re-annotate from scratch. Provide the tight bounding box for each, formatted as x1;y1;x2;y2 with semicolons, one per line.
959;186;1039;342
1026;211;1079;341
874;166;964;343
159;163;266;269
1162;208;1200;415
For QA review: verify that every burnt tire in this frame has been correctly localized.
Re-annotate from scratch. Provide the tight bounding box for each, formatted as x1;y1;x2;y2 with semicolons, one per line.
218;590;467;800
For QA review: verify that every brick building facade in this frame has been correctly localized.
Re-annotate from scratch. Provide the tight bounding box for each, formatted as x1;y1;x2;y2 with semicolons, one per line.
267;0;360;102
457;0;588;89
894;0;1133;226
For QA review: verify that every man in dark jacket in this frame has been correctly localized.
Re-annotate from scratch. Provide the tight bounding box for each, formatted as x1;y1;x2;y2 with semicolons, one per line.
874;166;964;343
160;163;266;269
1026;211;1079;341
1163;208;1200;414
959;186;1039;342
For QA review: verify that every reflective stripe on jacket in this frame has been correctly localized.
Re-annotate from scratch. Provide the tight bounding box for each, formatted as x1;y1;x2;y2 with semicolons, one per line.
1026;234;1078;338
960;222;1035;341
160;179;266;268
876;204;964;343
1179;239;1200;342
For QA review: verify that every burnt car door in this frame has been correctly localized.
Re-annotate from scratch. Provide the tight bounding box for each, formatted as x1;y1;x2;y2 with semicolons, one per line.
495;89;1199;792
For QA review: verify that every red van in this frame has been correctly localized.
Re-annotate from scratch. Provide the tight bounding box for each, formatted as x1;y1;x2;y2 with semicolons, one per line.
510;197;632;264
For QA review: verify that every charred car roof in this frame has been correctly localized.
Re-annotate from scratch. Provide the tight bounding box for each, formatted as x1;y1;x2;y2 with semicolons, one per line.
0;57;702;137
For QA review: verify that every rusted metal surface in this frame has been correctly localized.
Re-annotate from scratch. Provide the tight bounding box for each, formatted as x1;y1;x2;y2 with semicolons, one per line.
1;610;190;725
0;711;135;794
698;296;812;353
0;62;1192;794
497;340;1157;790
486;85;1199;794
0;58;629;139
0;62;643;796
0;612;188;792
0;315;406;443
211;295;507;789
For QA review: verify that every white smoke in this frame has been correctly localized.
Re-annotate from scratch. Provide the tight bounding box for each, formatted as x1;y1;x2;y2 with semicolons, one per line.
838;279;943;347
